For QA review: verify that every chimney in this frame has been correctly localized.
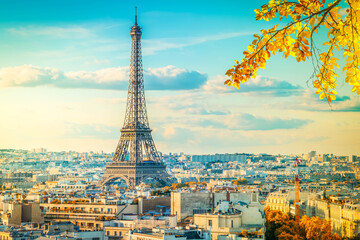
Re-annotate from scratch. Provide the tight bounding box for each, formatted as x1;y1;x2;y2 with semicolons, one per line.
226;191;230;201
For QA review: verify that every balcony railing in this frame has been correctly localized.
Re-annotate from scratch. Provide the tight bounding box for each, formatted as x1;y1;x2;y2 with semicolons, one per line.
46;210;115;215
108;162;165;166
44;213;116;221
45;214;97;221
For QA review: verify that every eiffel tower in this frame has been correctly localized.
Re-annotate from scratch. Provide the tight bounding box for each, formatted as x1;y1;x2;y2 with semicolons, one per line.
99;8;168;189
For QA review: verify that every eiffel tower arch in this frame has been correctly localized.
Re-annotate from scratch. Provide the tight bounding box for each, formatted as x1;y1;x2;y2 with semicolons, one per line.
98;9;169;189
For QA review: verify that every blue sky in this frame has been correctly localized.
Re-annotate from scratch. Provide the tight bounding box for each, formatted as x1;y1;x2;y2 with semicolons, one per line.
0;0;359;155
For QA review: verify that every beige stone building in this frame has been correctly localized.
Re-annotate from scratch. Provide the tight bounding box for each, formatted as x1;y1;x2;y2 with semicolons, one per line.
265;191;290;214
171;192;211;222
104;226;130;240
102;215;176;240
341;203;360;238
128;228;210;240
193;201;264;240
1;201;43;227
194;212;243;239
0;229;42;240
171;191;259;223
40;201;137;231
138;196;170;214
265;190;309;217
120;215;177;229
307;195;360;238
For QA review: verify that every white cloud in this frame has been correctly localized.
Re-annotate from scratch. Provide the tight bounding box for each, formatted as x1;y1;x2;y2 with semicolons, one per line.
202;75;231;93
145;65;207;90
202;74;301;97
147;65;187;77
0;65;207;90
270;89;359;112
334;97;360;112
163;126;176;139
223;113;312;131
0;65;61;87
65;67;129;83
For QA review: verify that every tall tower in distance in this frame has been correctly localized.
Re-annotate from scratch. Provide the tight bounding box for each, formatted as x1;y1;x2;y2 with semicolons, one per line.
99;8;168;189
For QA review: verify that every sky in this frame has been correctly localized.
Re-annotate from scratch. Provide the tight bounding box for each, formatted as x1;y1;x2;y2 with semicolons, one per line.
0;0;359;155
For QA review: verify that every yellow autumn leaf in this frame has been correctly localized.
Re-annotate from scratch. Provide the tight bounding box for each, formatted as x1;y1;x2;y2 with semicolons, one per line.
320;92;325;99
226;0;360;102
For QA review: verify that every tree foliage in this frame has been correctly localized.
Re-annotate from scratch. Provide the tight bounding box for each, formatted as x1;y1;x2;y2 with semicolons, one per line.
264;207;341;240
265;207;291;239
300;215;340;240
346;233;360;240
232;178;248;185
169;181;205;189
225;0;360;102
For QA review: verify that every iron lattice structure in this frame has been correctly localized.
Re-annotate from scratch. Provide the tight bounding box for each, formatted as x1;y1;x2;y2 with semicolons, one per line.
112;17;159;164
99;11;168;189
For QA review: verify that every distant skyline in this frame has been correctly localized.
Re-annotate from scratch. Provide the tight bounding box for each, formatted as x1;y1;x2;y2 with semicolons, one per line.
2;148;354;158
0;1;359;155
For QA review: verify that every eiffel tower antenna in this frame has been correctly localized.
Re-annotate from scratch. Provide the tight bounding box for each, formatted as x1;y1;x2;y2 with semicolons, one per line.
98;9;169;189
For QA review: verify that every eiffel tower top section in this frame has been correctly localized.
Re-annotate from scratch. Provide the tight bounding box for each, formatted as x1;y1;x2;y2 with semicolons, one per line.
123;7;149;130
130;7;142;38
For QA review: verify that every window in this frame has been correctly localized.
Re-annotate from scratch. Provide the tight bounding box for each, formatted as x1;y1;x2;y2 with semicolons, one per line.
208;220;212;226
107;231;110;235
231;220;234;228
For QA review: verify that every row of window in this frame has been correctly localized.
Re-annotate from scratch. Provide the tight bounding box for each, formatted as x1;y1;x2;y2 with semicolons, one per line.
267;199;286;204
106;231;123;236
207;219;234;228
